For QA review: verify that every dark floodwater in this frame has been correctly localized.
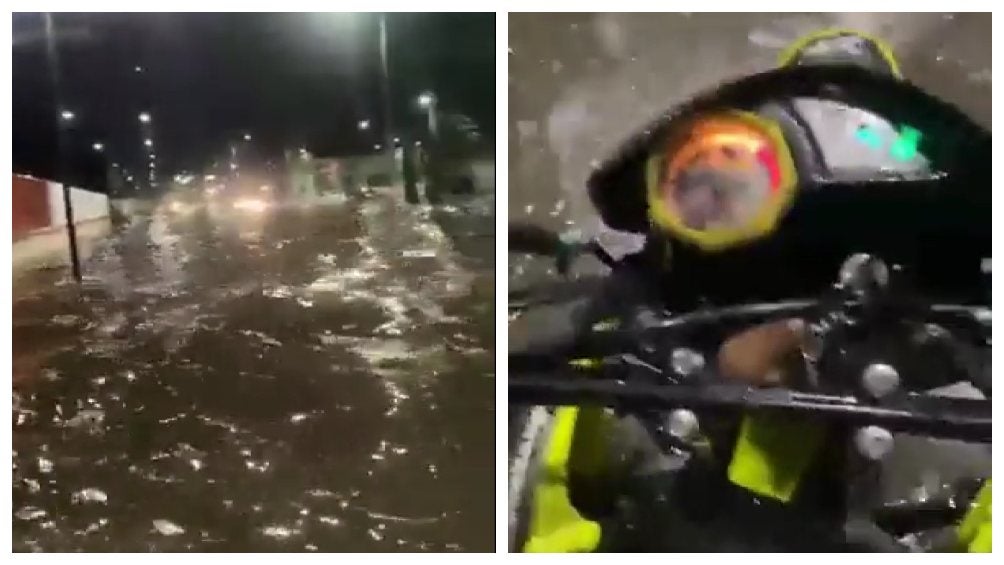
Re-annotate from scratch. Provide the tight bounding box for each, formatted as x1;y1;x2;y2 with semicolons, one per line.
12;191;495;552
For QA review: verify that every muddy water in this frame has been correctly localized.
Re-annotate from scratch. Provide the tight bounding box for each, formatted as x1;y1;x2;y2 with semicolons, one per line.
12;192;494;552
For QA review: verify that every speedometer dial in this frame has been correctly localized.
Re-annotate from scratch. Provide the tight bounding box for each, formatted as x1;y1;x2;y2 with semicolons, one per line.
647;112;797;251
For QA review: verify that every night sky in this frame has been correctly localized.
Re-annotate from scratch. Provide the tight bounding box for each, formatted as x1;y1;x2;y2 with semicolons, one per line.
12;12;495;190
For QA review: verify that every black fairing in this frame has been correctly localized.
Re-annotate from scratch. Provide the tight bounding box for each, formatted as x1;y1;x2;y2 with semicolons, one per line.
587;65;990;309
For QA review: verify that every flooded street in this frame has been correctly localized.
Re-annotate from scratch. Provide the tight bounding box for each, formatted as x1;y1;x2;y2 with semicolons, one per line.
12;191;495;552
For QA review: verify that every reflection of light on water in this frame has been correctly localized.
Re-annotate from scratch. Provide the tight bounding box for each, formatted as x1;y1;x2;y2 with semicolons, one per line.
383;380;410;416
317;515;341;527
369;438;410;462
262;525;300;539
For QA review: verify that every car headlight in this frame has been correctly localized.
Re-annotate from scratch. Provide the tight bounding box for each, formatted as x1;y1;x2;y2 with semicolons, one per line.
233;198;269;213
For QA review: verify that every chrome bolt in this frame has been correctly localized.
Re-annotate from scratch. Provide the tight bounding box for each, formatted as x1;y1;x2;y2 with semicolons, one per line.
670;348;705;377
862;362;900;398
854;426;895;460
839;253;889;294
666;409;699;440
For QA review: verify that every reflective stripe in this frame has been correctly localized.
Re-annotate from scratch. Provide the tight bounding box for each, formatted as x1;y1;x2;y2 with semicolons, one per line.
523;407;602;553
958;479;991;552
727;413;826;502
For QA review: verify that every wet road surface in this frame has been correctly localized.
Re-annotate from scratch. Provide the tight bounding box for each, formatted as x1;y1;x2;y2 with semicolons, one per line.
13;191;494;552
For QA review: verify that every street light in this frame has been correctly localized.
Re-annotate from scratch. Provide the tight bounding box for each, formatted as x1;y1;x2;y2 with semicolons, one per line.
416;91;438;139
60;109;75;122
92;142;104;152
243;133;252;141
358;119;370;131
134;65;143;73
374;143;382;151
144;138;153;147
138;112;151;123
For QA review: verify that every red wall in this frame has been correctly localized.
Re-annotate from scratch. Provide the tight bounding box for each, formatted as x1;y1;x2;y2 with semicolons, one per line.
13;175;51;240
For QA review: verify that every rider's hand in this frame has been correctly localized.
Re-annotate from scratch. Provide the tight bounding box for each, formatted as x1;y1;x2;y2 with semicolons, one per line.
717;318;806;386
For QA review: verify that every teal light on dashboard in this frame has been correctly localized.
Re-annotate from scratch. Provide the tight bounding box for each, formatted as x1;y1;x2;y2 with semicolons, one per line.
890;125;922;162
854;125;883;149
854;124;922;162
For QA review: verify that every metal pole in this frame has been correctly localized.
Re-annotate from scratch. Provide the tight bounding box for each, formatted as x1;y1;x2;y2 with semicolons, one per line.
378;14;397;181
427;99;439;140
44;13;82;282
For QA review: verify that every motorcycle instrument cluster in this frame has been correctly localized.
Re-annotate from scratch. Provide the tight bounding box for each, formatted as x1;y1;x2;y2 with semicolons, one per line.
646;112;798;251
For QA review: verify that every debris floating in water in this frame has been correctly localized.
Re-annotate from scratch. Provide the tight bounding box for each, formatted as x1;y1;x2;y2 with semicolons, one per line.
37;457;54;474
71;488;108;504
15;506;47;521
262;525;299;539
401;249;437;258
51;314;80;326
65;409;105;432
317;516;341;527
152;519;185;536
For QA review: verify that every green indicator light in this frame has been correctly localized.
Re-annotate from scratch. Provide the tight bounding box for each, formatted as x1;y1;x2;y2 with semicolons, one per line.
890;125;922;162
854;125;883;149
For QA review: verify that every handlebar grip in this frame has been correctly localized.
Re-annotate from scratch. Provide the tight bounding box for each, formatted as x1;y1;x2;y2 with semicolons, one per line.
509;223;562;257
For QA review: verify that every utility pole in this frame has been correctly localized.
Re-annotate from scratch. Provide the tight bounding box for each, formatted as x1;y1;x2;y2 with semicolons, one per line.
378;14;397;184
44;12;82;282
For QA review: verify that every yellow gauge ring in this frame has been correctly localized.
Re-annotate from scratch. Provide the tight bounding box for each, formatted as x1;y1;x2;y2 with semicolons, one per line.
778;28;903;79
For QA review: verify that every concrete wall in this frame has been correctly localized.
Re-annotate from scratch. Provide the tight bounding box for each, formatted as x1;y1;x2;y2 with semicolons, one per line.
47;182;109;225
12;175;51;239
12;174;111;275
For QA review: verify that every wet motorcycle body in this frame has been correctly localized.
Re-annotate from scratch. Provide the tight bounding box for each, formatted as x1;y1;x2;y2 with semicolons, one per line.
509;52;991;553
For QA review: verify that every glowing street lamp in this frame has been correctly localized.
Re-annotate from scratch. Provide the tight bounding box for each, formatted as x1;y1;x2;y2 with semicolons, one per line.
60;109;76;122
92;142;104;152
144;138;153;148
358;119;370;131
243;133;252;141
417;92;435;108
138;112;152;123
416;91;438;139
